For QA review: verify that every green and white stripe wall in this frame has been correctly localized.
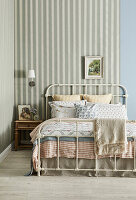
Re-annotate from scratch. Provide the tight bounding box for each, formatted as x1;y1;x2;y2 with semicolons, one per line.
0;0;14;154
15;0;120;120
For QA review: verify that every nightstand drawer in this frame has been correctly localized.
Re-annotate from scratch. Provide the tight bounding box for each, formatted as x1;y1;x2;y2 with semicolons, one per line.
17;123;39;129
15;120;43;130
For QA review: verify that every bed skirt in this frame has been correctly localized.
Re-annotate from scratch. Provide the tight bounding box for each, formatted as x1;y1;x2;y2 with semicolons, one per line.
38;157;136;177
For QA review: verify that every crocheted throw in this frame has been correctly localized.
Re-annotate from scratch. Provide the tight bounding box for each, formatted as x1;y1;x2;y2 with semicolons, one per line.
95;119;127;156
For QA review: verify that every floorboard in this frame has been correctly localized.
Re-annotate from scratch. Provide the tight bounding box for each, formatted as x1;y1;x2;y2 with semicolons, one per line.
0;150;136;200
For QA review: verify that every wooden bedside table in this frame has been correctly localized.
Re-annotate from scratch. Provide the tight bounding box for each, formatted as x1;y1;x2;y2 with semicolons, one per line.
15;120;42;150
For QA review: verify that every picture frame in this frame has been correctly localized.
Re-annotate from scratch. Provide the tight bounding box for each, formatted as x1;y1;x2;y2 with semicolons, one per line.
85;56;104;79
18;105;31;121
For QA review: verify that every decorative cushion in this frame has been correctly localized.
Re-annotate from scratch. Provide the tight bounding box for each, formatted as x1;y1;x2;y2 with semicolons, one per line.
50;105;76;118
74;104;95;119
49;101;86;118
83;94;112;104
93;103;128;119
52;94;82;101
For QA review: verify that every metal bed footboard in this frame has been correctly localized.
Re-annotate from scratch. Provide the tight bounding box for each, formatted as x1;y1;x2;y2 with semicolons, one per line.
37;119;136;177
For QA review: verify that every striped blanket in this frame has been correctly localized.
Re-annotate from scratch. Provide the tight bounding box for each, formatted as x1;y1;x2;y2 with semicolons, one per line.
32;138;135;171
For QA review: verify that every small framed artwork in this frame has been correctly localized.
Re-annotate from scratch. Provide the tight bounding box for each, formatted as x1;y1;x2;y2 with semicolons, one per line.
18;105;31;120
85;56;104;79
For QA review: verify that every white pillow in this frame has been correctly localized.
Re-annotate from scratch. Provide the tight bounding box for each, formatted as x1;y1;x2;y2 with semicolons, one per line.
50;104;76;118
49;101;86;118
83;94;112;104
50;100;86;108
52;94;82;101
93;103;128;119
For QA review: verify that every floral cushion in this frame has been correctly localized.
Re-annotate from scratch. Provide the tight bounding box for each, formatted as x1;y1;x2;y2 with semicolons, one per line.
74;104;95;119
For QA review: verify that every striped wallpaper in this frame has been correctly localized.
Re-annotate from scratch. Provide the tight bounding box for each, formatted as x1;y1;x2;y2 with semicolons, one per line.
15;0;120;120
0;0;14;153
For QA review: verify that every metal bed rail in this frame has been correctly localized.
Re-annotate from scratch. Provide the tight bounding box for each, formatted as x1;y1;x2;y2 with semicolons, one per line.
37;119;136;177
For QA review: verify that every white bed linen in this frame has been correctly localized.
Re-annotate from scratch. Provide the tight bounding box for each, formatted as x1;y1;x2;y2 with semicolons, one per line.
40;121;136;138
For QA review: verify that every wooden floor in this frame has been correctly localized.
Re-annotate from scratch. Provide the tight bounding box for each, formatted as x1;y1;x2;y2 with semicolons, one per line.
0;151;136;200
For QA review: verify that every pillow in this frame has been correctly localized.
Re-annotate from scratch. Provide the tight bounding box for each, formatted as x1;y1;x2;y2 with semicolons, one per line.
50;104;76;118
93;103;128;119
52;94;82;101
74;104;95;119
83;94;112;104
49;100;86;107
49;101;86;118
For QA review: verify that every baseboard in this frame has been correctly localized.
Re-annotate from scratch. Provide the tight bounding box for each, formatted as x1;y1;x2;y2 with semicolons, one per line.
0;144;12;163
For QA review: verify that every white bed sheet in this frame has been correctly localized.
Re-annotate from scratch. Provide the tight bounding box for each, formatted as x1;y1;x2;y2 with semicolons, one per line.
40;121;136;138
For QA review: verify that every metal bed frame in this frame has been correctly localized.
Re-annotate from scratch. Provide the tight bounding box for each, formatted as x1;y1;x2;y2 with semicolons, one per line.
36;83;136;177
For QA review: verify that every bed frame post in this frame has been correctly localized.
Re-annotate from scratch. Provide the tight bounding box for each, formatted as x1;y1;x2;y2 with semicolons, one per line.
76;122;79;170
95;155;98;176
45;94;48;120
37;133;41;177
57;136;60;169
114;155;117;171
134;137;135;171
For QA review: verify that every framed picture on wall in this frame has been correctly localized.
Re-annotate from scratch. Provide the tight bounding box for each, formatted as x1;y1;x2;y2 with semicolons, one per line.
85;56;104;79
18;105;31;120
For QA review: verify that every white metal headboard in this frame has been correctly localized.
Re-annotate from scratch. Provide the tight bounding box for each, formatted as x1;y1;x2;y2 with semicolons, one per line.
45;83;128;120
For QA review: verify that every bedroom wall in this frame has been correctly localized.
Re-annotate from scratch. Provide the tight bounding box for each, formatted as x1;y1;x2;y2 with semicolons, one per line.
15;0;120;120
0;0;14;153
120;0;136;120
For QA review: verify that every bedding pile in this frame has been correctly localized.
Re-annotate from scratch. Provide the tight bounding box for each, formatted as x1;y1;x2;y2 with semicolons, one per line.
30;119;136;171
